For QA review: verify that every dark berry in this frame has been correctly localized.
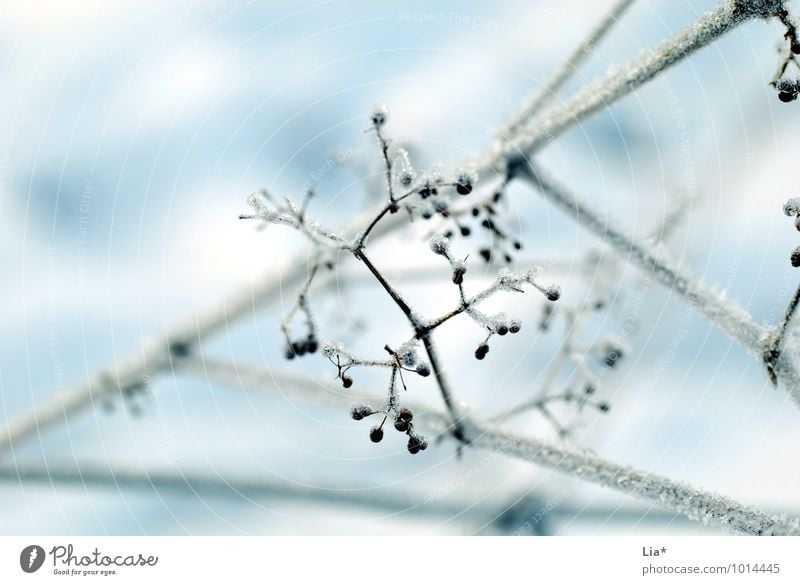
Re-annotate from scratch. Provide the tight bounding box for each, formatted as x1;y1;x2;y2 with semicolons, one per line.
598;402;611;413
452;266;466;285
460;226;471;237
545;286;561;301
415;363;431;377
792;42;800;55
509;321;521;334
398;408;413;423
342;375;353;388
369;426;384;443
292;341;307;356
496;324;509;336
407;435;427;454
513;241;522;250
388;203;400;214
475;344;489;360
394;418;409;432
603;352;621;368
456;183;472;195
306;337;318;354
284;346;296;360
479;248;491;263
471;208;480;217
779;91;796;103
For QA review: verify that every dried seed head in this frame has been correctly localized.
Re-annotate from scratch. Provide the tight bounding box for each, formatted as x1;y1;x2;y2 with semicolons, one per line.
350;405;373;420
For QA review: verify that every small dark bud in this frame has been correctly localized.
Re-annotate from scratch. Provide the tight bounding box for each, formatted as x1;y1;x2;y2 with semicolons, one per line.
545;285;561;301
513;241;522;251
479;248;491;263
492;191;502;203
415;363;431;377
598;402;611;413
603;352;621;368
452;266;466;285
369;426;384;443
388;203;400;214
792;247;800;267
584;383;596;395
509;320;521;334
342;375;354;388
471;208;480;217
504;253;512;264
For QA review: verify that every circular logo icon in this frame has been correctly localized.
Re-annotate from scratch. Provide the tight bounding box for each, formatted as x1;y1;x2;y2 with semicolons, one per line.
20;545;45;573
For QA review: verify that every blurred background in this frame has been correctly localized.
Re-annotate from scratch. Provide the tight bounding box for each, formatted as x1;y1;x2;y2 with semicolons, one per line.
2;0;800;535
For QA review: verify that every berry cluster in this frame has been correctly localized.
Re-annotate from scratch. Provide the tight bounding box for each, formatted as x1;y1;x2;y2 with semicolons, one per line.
351;405;428;454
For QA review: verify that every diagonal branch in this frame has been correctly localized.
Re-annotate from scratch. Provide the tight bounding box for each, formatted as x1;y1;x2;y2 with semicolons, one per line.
489;0;786;168
497;0;639;141
518;161;800;405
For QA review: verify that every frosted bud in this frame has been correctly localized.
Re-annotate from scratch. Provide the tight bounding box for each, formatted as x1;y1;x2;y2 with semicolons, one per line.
370;104;389;128
430;235;450;256
783;198;800;217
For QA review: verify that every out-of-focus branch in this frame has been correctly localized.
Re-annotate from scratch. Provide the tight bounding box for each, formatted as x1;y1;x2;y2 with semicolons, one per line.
497;0;639;141
174;355;800;535
0;462;702;532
